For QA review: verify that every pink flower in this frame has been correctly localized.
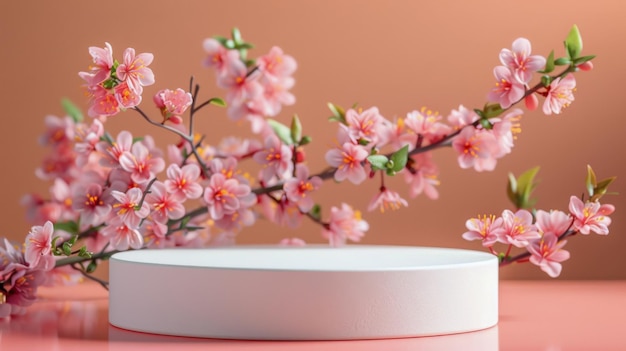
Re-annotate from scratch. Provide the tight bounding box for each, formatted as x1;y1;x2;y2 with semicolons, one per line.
4;269;46;316
214;208;256;232
568;196;615;235
110;187;150;229
382;117;417;150
403;153;440;200
462;214;504;247
322;203;369;247
260;77;296;117
24;221;55;271
404;108;451;144
86;42;114;84
154;88;193;124
203;173;255;220
499;38;546;84
114;82;142;109
258;46;297;81
325;143;369;184
542;74;576;115
283;164;322;212
101;217;144;250
500;209;541;247
116;47;155;95
72;183;111;227
88;89;120;118
74;119;104;167
487;66;525;108
0;238;28;279
145;181;185;223
447;105;479;129
218;55;262;106
451;127;498;171
258;195;303;229
535;209;572;236
164;163;203;200
528;234;570;278
96;130;134;167
367;188;408;213
344;107;385;145
202;38;238;72
119;142;166;184
39;115;74;146
253;135;293;183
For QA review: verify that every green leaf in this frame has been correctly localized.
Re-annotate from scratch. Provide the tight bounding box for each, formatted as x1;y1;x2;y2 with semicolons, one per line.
86;261;98;274
224;39;235;49
78;246;92;258
54;221;79;235
483;104;503;119
267;119;294;145
573;55;596;65
565;25;583;59
480;119;493;130
309;204;322;221
327;102;346;124
61;98;84;123
62;242;72;256
367;154;389;171
299;135;312;146
473;108;485;119
213;36;229;46
554;57;571;66
592;176;617;202
389;145;409;172
516;166;540;209
541;75;552;87
290;114;302;144
506;172;518;206
231;28;243;45
586;164;597;197
208;97;226;107
540;50;555;74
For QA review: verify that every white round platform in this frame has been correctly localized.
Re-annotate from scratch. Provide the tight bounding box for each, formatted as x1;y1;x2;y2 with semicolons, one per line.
109;246;498;340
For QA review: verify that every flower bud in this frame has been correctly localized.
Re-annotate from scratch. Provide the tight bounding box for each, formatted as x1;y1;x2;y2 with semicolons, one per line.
577;61;594;71
525;94;539;111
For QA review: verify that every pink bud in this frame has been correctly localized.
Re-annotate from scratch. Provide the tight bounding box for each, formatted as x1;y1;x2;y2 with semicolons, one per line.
524;94;539;111
578;61;594;71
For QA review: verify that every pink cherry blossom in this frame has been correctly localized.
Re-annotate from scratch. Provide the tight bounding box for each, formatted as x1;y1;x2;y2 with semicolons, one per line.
258;46;297;81
145;181;185;223
500;209;541;247
114;81;142;109
542;74;576;115
96;130;134;167
202;38;238;72
499;38;546;84
86;42;113;84
4;269;46;316
451;127;498;171
39;115;75;146
110;187;150;229
283;164;322;212
535;209;572;236
382;117;417;150
404;108;451;144
154;88;193;124
344;107;385;145
214;207;256;232
203;173;255;220
253;135;293;183
74;119;104;167
325;142;368;184
260;77;296;117
72;183;111;227
367;187;408;213
403;153;440;200
322;203;369;247
119;142;165;184
568;196;614;235
258;195;303;229
487;66;525;108
218;55;262;106
528;234;570;278
447;105;479;129
101;217;144;250
88;89;120;118
116;47;155;95
164;163;203;200
462;214;504;247
24;221;55;271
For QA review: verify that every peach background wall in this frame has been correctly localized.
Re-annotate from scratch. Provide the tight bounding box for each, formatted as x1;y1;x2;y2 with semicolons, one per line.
2;0;624;279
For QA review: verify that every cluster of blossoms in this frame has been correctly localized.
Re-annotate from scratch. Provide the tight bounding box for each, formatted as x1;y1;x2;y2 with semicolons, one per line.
463;195;615;277
0;26;614;317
